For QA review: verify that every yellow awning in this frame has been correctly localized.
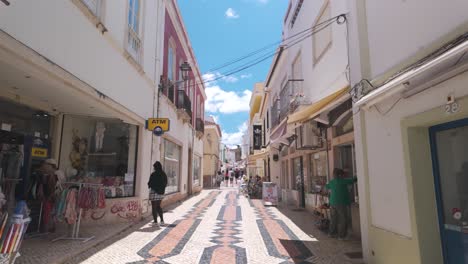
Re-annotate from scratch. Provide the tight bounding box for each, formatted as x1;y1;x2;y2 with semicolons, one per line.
287;86;349;124
249;95;262;120
248;149;269;161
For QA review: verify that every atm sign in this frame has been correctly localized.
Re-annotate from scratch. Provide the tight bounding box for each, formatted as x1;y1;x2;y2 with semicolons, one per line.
146;118;170;132
32;147;48;158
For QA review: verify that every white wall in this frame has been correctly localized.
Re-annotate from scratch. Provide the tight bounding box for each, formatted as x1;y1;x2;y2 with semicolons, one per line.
364;69;468;237
282;0;349;102
0;0;156;119
365;0;468;79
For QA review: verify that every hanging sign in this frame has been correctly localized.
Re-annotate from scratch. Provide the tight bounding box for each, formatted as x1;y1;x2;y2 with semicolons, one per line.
253;125;262;150
31;147;48;158
146;118;170;132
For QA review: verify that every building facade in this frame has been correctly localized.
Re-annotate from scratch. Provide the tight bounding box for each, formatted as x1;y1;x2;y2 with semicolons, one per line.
0;0;203;230
154;0;206;202
203;116;221;188
261;0;359;238
348;0;468;263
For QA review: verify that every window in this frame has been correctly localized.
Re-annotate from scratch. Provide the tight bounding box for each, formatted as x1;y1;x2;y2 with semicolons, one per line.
266;110;269;130
292;157;303;191
313;0;332;63
308;152;328;193
281;160;290;189
59;115;138;198
127;0;141;63
128;0;139;32
193;155;201;186
292;54;303;94
290;0;304;28
80;0;101;17
168;46;175;81
161;139;181;194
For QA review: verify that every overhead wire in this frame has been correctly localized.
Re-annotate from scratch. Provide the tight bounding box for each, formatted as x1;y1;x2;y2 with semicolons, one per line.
205;14;344;73
184;16;343;89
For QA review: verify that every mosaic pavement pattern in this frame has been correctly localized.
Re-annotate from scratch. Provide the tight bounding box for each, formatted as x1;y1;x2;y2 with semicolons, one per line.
64;189;362;264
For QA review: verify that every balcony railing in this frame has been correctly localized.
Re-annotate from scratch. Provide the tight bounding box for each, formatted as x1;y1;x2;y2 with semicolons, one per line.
271;79;304;130
177;89;192;122
126;26;142;64
196;118;204;134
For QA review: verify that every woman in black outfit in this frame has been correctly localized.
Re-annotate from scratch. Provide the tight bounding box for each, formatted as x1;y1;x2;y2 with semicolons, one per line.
148;161;168;225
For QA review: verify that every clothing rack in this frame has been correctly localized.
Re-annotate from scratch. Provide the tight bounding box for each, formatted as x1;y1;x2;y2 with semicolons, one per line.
52;182;103;243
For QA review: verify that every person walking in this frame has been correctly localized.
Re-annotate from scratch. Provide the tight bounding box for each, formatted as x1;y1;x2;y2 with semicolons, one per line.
326;168;357;240
148;161;168;226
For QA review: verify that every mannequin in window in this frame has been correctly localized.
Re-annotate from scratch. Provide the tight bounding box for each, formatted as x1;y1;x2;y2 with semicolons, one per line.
95;121;106;152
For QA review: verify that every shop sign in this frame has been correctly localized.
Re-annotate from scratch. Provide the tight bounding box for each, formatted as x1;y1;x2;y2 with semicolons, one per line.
31;147;48;158
146;118;170;132
253;125;262;150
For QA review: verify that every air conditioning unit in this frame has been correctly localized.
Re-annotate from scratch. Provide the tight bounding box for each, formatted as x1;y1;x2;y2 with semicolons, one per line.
297;121;323;149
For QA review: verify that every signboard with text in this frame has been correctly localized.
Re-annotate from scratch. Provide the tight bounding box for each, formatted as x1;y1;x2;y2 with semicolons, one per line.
31;147;48;158
253;125;262;150
146;118;170;132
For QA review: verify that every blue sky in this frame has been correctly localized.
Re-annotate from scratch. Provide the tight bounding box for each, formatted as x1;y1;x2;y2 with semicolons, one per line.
178;0;288;146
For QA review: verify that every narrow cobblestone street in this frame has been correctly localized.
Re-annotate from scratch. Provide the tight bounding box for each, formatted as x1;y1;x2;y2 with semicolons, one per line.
62;189;362;264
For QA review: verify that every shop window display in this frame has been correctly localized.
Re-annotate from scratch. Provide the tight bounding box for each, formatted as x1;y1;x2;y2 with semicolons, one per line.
308;152;328;193
161;139;181;194
59;115;138;198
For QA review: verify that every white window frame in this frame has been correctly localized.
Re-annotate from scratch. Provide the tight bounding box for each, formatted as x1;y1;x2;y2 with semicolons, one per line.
80;0;102;18
168;45;175;82
313;0;332;64
126;0;142;64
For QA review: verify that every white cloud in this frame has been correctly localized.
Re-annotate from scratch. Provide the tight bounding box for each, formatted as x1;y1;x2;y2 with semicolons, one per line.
225;8;239;19
240;74;252;79
203;72;239;84
205;85;251;114
223;75;239;83
222;121;248;147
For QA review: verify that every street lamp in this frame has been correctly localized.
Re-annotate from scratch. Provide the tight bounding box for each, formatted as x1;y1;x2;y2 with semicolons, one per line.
180;61;192;81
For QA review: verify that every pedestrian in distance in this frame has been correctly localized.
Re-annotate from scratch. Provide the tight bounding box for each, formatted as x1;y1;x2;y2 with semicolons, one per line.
326;168;357;240
148;161;168;226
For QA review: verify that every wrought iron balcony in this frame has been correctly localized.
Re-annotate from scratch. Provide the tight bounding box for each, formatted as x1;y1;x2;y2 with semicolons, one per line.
160;80;176;104
271;79;304;130
177;90;192;123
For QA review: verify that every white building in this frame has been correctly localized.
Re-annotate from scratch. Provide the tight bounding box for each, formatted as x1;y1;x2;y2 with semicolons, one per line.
0;0;203;227
264;0;358;235
348;0;468;263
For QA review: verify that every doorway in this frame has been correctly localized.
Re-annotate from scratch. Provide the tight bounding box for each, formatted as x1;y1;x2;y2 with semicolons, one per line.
430;118;468;264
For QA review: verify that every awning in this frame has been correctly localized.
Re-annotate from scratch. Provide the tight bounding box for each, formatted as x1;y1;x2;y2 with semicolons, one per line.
287;86;349;124
355;34;468;108
270;120;287;142
248;149;269;161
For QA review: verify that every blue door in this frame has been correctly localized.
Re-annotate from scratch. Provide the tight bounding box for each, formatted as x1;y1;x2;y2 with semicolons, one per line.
430;118;468;264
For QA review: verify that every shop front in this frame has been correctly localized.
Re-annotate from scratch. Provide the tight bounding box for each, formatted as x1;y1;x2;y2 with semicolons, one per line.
0;42;152;238
351;33;468;263
0;98;55;235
